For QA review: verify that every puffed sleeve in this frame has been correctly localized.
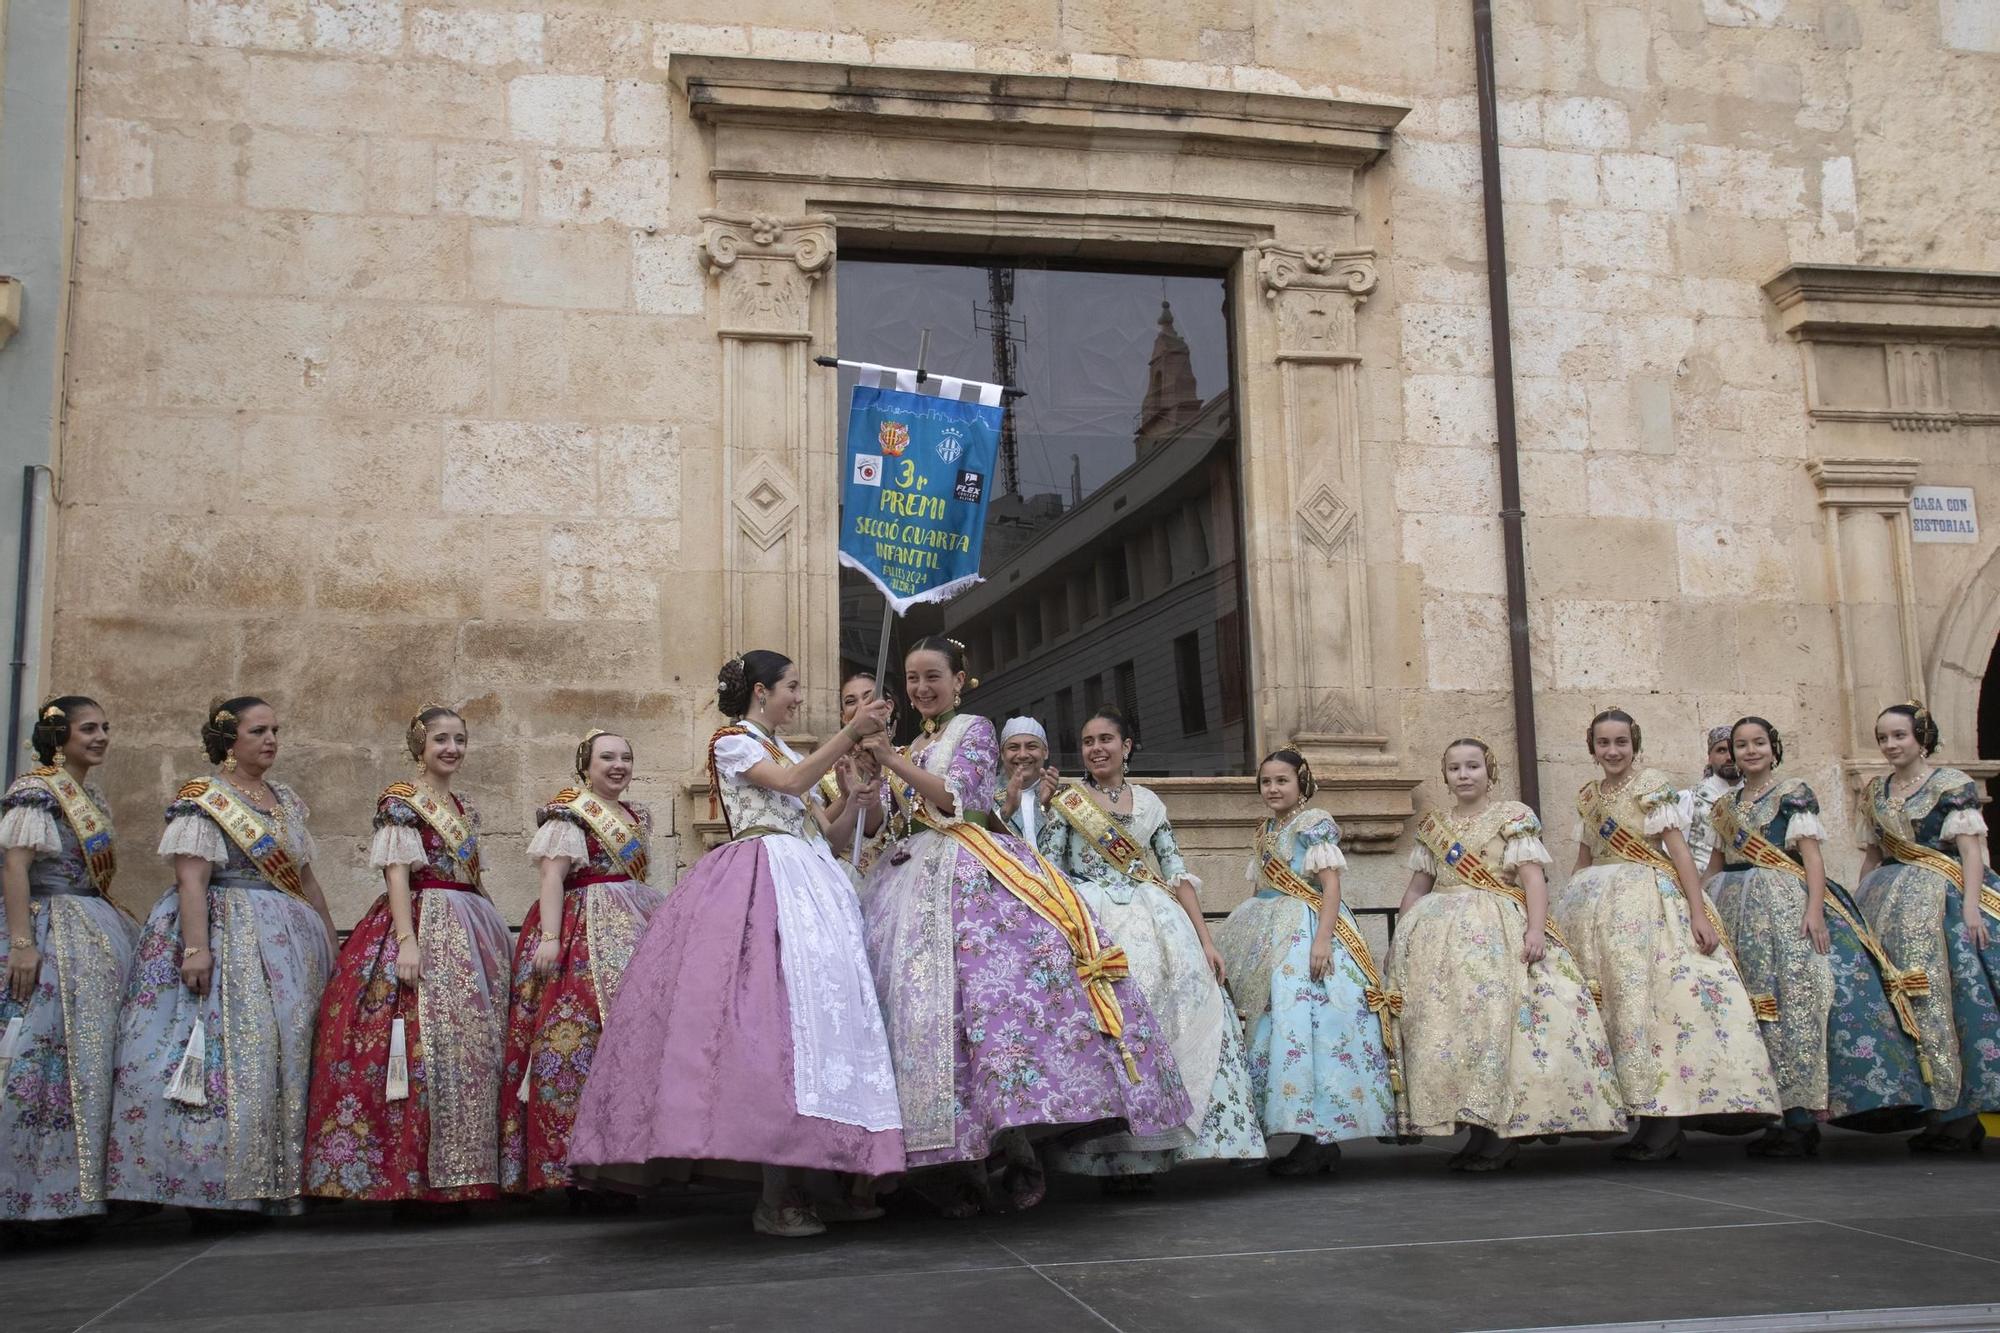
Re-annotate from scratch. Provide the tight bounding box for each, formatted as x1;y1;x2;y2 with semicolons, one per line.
710;733;768;785
527;802;591;862
935;716;1001;826
1148;805;1199;890
369;797;427;870
1939;778;1988;841
1407;841;1440;876
1499;807;1555;869
159;793;229;864
1777;786;1827;849
0;783;62;856
1637;774;1688;837
1292;811;1347;873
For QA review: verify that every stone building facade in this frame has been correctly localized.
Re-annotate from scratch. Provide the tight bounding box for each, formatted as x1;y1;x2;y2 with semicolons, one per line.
9;0;2000;923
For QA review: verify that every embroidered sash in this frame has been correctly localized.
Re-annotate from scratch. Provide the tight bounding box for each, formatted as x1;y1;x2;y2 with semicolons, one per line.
939;820;1141;1083
1583;793;1777;1021
26;767;116;897
382;783;481;890
557;788;648;883
1413;810;1571;953
1256;840;1405;1094
1877;825;2000;923
180;779;308;900
1715;799;1931;1075
1050;784;1171;892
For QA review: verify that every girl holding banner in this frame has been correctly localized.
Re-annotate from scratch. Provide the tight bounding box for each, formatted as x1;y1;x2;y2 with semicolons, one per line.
106;697;338;1221
857;637;1192;1215
1852;703;2000;1153
569;651;902;1238
501;730;665;1200
1211;750;1397;1176
303;706;512;1209
1034;708;1264;1189
1388;739;1624;1170
0;696;138;1232
1553;709;1777;1163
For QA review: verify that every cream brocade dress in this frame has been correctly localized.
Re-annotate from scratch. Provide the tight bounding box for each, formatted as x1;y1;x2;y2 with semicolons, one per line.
1389;803;1624;1139
1553;769;1778;1123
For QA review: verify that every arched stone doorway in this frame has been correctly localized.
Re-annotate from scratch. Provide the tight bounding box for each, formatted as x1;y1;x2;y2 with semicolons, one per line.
1928;540;2000;797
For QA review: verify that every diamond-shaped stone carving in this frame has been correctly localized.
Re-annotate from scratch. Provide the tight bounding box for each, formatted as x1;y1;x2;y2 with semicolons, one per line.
1296;480;1354;553
734;457;800;550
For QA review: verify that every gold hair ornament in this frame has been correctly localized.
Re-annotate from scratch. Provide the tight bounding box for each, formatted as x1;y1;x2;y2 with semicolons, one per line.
40;704;65;721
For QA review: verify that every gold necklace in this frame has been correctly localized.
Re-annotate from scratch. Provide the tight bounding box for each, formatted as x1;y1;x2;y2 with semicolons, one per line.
1599;770;1635;797
1739;774;1778;805
1889;767;1932;802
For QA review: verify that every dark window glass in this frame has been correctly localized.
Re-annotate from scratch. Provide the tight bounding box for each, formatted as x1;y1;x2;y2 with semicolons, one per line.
1113;660;1139;737
1054;687;1076;769
1174;631;1207;737
1218;610;1245;727
835;255;1250;773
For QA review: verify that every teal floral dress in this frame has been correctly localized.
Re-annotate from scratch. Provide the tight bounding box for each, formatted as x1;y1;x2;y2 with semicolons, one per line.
1853;768;2000;1119
1707;779;1928;1129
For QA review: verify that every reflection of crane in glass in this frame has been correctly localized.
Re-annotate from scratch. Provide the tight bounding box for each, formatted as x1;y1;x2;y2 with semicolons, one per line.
975;266;1026;498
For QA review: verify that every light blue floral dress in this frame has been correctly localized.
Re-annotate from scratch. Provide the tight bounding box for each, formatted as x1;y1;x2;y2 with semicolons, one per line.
1211;807;1395;1145
1032;785;1264;1175
0;773;138;1221
105;779;333;1214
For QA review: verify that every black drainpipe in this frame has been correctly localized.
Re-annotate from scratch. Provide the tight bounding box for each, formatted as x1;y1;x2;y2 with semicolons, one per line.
1471;0;1541;811
7;465;42;785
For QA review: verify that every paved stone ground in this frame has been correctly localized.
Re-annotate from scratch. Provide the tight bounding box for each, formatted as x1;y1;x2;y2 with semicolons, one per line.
14;1130;2000;1333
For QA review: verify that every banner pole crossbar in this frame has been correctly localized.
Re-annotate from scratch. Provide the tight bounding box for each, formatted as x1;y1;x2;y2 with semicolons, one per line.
813;355;1027;400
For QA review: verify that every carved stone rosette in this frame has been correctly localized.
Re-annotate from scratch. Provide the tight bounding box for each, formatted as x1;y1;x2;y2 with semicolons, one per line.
699;211;839;683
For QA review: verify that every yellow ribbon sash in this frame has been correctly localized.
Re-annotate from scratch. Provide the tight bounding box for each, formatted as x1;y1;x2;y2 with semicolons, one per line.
1413;810;1572;954
1256;839;1404;1094
1583;793;1777;1021
1050;784;1171;892
556;788;649;883
1877;825;2000;923
382;783;481;889
180;779;308;900
1715;799;1931;1077
26;767;116;897
939;821;1140;1084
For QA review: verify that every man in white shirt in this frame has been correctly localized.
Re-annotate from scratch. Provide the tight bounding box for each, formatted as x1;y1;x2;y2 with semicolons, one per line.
1686;724;1738;870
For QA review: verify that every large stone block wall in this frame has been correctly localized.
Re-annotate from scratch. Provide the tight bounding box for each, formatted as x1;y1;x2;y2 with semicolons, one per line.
49;0;2000;920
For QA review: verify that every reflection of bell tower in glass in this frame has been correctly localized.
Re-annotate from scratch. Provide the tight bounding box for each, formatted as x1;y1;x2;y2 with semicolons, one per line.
1134;300;1203;457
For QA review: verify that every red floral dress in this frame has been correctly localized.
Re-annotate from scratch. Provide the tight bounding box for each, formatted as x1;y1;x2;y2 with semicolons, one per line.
500;791;662;1194
303;789;512;1202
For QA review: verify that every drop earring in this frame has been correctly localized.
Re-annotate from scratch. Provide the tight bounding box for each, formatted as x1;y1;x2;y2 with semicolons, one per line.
222;753;238;774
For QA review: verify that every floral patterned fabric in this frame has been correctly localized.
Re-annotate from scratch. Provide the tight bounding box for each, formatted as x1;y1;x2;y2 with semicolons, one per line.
1037;785;1264;1174
1389;802;1624;1139
304;791;511;1201
858;713;1192;1166
1708;779;1928;1125
1555;769;1777;1122
1211;808;1396;1145
105;781;333;1212
0;776;138;1220
1854;768;2000;1117
500;795;663;1193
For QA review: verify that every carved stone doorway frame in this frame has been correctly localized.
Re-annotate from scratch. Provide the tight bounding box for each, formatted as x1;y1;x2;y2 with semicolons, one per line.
678;57;1418;852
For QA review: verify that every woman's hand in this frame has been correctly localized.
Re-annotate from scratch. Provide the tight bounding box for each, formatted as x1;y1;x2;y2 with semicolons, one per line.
1204;942;1227;985
1800;904;1831;955
850;699;893;739
861;732;893;760
7;942;40;1003
533;937;562;979
1308;935;1333;982
1965;899;1991;951
1520;929;1546;965
1689;908;1720;955
395;936;422;986
181;944;214;997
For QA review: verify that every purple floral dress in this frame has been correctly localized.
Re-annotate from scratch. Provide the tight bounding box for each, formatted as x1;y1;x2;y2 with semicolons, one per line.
858;713;1191;1166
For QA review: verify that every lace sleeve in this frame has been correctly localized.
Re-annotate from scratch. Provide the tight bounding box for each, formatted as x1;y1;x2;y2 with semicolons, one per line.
368;824;427;871
1407;841;1439;876
526;819;590;863
1149;810;1199;890
1778;786;1826;848
711;733;767;785
159;813;229;864
0;784;61;856
935;716;1001;825
1499;806;1555;869
1637;777;1689;837
1292;812;1347;873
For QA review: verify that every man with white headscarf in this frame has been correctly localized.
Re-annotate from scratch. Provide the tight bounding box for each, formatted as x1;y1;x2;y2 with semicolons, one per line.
1686;723;1739;870
999;717;1056;844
